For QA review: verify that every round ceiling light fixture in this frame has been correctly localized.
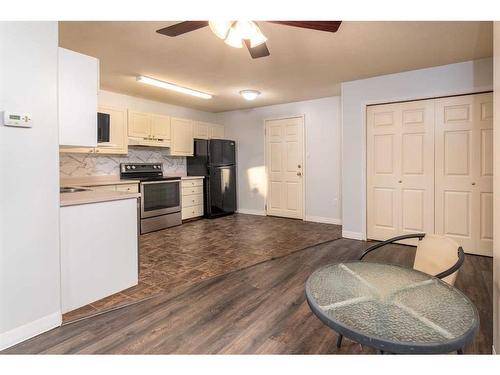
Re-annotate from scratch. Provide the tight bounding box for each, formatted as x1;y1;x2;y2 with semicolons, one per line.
239;89;261;101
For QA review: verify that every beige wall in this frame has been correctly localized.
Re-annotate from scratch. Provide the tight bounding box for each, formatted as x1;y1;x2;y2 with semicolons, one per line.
494;22;500;354
216;96;342;224
341;58;493;239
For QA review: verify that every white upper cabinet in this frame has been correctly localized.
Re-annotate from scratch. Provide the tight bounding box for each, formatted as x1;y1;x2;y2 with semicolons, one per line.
194;121;225;140
60;106;128;155
194;121;210;139
171;117;194;156
128;111;171;147
95;106;128;154
151;114;171;141
209;123;225;139
128;111;151;139
58;48;99;147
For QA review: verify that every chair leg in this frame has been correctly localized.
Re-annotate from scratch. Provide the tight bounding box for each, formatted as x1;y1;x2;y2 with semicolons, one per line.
336;334;343;348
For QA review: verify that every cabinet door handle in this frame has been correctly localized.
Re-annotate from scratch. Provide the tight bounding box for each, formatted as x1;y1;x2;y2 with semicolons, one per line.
398;180;402;183
472;182;476;186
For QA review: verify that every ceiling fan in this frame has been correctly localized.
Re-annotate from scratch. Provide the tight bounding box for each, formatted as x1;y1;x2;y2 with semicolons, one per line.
156;21;342;59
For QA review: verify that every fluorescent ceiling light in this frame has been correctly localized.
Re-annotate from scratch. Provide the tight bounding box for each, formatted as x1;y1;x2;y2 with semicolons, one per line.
136;76;212;99
240;89;261;101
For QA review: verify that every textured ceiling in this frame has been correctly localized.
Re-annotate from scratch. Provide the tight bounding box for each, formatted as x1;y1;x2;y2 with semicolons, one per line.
59;21;493;112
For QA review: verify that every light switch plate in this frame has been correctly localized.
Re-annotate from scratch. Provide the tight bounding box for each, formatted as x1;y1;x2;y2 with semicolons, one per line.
2;111;33;128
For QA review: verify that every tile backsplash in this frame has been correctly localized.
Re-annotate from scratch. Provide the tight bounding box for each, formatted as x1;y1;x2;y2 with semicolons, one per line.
60;147;186;177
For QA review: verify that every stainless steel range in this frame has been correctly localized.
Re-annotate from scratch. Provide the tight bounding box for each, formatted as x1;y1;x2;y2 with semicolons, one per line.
120;163;181;234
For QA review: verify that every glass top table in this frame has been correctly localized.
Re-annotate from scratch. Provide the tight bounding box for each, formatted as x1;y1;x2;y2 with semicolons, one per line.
305;261;479;354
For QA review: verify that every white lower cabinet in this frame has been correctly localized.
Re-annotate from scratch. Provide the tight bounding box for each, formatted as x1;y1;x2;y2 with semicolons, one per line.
60;198;139;313
181;178;204;220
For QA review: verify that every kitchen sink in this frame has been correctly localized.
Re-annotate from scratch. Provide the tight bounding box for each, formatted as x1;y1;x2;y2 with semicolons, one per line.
60;187;91;193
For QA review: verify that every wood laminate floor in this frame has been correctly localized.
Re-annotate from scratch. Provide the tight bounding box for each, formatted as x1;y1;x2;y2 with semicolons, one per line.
4;231;492;354
63;214;342;321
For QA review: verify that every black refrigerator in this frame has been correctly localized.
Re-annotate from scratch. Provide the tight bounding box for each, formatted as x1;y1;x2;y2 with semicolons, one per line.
187;139;236;218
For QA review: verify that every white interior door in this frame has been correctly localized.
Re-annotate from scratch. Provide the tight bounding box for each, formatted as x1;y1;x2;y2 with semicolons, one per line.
265;116;304;219
367;100;435;243
435;93;493;256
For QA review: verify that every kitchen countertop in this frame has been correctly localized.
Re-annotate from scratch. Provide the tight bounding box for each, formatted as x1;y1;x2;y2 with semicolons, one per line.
60;189;140;207
60;175;203;207
60;176;139;187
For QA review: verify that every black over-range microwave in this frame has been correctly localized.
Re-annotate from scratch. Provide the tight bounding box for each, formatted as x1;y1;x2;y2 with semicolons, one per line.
97;112;110;143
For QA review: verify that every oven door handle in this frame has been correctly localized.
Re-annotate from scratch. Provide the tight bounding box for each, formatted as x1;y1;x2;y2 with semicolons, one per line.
140;180;181;186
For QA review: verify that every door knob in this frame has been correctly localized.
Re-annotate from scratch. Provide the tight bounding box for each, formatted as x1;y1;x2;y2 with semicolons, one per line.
297;164;302;169
297;172;302;176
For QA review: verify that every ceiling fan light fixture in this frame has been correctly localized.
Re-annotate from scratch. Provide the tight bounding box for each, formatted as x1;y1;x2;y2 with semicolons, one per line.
240;89;261;101
137;75;212;99
248;24;267;48
224;27;244;48
209;20;267;49
208;21;232;40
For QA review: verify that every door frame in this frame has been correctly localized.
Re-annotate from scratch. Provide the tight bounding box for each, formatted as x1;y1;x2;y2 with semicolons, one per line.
264;114;306;220
363;89;493;241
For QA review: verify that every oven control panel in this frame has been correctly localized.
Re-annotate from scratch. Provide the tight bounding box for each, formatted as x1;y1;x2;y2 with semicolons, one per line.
121;163;163;173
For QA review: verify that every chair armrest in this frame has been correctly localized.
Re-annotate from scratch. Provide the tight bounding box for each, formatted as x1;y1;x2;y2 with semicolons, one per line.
434;247;465;279
359;233;426;260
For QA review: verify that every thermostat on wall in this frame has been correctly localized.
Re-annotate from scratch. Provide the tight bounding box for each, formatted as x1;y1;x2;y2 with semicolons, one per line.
2;111;33;128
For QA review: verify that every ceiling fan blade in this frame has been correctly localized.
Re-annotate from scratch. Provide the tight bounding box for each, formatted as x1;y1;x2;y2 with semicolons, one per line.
267;21;342;33
244;40;270;59
156;21;209;37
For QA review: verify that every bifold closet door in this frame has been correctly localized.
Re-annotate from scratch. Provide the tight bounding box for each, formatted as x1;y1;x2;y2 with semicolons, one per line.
367;100;435;243
435;93;493;256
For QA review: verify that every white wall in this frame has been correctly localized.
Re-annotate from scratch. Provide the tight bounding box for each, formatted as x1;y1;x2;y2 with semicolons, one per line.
99;90;217;123
493;22;500;355
217;96;342;224
0;22;61;349
341;58;494;239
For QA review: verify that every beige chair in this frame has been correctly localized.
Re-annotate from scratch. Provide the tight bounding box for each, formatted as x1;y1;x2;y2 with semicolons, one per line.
336;233;465;350
358;233;465;286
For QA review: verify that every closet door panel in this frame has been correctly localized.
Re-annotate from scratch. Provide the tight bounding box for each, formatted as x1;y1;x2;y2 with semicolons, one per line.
367;99;434;244
435;96;475;251
367;103;400;240
474;93;493;255
435;93;493;256
399;100;435;241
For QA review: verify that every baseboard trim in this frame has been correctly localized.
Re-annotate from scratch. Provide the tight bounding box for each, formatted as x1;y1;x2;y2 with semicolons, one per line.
342;230;365;240
0;311;61;350
305;216;342;225
237;209;266;216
